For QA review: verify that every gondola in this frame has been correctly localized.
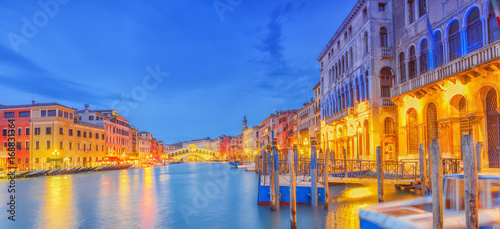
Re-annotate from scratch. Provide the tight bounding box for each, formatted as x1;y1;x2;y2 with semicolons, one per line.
25;170;48;178
46;169;61;175
53;168;68;175
14;171;30;178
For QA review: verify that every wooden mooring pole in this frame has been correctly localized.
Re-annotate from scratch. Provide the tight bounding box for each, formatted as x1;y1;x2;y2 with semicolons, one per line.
462;135;478;229
273;147;280;210
431;139;443;229
427;144;432;192
289;147;297;229
419;144;429;196
311;137;318;207
324;148;329;209
343;148;347;179
269;143;276;211
376;146;384;203
476;142;482;173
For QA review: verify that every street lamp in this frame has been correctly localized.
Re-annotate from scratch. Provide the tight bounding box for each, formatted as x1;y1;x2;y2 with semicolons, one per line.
51;149;60;169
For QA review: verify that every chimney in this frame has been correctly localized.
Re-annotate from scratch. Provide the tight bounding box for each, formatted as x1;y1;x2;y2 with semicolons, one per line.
32;100;35;105
84;104;89;110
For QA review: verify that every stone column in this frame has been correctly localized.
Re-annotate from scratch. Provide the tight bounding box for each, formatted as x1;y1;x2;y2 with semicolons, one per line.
481;16;487;51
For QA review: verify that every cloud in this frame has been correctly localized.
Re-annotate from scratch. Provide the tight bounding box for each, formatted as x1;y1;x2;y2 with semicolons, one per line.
249;0;315;104
0;44;117;106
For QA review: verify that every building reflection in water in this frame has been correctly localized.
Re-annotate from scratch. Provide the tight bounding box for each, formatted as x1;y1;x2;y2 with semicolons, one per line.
140;167;157;228
327;184;416;228
39;176;75;228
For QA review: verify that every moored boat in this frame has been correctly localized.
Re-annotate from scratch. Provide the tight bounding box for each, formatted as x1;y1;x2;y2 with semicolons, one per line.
25;170;49;178
246;163;256;171
358;170;500;228
14;171;30;178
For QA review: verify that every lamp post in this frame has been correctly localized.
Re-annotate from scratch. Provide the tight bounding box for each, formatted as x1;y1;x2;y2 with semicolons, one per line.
51;149;60;169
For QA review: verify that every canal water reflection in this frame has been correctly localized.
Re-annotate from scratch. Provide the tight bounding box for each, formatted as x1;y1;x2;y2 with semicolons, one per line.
1;163;417;228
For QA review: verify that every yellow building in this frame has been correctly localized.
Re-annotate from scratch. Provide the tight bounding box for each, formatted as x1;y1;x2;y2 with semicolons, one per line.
31;103;106;169
391;0;500;168
243;126;259;159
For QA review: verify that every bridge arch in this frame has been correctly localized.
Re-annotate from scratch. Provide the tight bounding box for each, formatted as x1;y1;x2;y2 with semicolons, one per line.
167;144;217;161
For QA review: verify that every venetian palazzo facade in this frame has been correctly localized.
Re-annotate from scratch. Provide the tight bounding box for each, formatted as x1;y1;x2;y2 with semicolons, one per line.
391;0;500;168
319;0;397;160
29;103;106;170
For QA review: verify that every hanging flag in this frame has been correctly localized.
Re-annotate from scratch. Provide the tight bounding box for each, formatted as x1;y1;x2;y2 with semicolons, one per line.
492;0;500;27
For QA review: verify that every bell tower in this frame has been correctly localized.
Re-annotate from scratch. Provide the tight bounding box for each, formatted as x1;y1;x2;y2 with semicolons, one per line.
242;115;248;132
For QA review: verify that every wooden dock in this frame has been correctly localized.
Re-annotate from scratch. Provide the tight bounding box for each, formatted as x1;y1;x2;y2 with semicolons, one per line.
327;177;413;185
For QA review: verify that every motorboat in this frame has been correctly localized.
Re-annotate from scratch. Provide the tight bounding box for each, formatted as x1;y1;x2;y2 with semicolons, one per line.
238;163;255;170
358;170;500;228
246;163;256;171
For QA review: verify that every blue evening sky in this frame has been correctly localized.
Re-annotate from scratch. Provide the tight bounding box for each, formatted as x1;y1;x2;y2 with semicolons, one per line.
0;0;356;143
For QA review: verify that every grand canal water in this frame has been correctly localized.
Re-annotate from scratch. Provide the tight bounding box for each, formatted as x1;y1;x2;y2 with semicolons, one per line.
1;163;417;228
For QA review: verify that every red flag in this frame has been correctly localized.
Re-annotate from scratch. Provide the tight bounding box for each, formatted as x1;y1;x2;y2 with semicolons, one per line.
492;0;500;27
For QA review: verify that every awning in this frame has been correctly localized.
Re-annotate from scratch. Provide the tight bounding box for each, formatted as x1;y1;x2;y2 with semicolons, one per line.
47;158;64;162
105;157;121;161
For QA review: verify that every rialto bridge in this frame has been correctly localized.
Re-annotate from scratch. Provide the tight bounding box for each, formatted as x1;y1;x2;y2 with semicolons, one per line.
167;144;217;161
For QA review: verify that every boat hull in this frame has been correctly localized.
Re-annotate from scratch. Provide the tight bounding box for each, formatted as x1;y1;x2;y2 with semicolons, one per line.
258;185;325;205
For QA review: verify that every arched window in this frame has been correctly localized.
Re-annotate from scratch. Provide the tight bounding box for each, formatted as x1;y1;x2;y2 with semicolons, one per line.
364;71;369;100
328;69;332;84
380;67;392;97
384;117;394;135
334;63;338;80
459;97;471;136
434;31;444;66
407;108;419;155
342;56;345;73
409;46;417;79
467;7;483;52
338;60;341;76
426;103;439;149
419;0;426;17
408;0;415;24
486;88;499;168
448;20;462;61
364;32;369;53
345;52;349;70
355;78;360;103
489;2;500;43
350;47;353;66
420;39;429;73
328;66;335;85
399;52;406;83
380;27;388;47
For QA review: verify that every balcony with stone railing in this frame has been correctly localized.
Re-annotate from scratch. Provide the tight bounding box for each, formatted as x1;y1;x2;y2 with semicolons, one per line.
325;107;354;124
391;41;500;98
381;98;396;107
380;47;392;60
